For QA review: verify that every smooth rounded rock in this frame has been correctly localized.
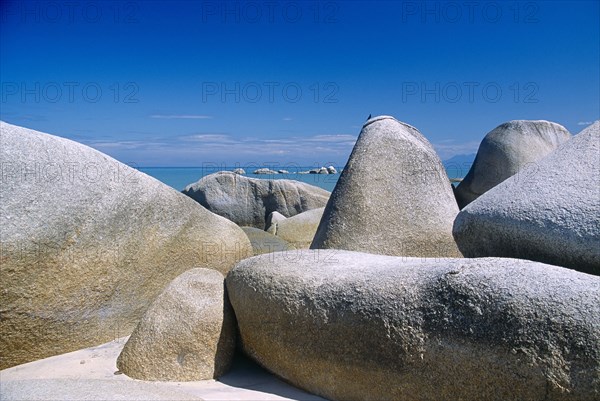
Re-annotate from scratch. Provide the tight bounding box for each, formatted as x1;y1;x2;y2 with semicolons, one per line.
268;207;324;249
117;269;235;381
0;121;251;369
453;121;600;275
265;211;287;234
183;171;330;228
227;250;600;401
311;116;461;258
455;120;571;208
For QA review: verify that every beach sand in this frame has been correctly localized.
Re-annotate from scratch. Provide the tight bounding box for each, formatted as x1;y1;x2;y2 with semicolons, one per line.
0;337;325;401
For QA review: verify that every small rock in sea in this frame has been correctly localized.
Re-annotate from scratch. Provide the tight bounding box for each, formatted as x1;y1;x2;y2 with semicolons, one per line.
232;168;246;175
278;169;290;174
326;165;337;174
253;168;279;174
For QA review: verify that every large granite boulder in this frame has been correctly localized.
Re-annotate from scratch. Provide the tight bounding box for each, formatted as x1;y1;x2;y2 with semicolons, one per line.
227;250;600;401
454;120;571;208
116;269;235;381
183;172;330;229
311;116;461;257
241;227;295;255
267;207;324;249
453;121;600;275
0;121;252;369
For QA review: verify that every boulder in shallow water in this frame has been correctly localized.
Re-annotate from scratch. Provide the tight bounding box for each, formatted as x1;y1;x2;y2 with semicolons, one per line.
183;171;330;228
454;120;571;208
311;115;461;258
253;168;278;174
453;121;600;275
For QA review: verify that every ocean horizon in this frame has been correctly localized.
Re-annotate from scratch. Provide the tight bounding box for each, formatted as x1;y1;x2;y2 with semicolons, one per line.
139;164;469;192
139;166;343;192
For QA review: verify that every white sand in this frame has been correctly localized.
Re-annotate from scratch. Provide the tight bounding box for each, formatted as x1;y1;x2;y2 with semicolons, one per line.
0;337;326;401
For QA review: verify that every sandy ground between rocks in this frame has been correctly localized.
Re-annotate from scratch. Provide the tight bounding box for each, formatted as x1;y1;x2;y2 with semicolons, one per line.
0;337;326;401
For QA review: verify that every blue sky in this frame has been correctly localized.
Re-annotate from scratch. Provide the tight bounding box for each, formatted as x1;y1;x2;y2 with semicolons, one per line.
1;0;599;167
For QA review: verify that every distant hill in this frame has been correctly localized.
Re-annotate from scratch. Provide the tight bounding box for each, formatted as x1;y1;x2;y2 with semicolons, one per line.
443;153;476;179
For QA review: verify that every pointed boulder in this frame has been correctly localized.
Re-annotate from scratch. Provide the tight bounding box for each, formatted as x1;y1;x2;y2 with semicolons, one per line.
311;116;461;258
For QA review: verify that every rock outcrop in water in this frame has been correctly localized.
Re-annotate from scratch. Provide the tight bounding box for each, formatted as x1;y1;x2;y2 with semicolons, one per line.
311;116;461;258
453;121;600;275
253;168;279;174
0;121;251;369
183;171;330;229
117;269;235;381
227;250;600;401
454;120;571;208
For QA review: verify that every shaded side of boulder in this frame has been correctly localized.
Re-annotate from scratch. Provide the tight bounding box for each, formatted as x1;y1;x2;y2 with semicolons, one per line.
455;120;571;208
117;269;235;381
241;227;295;255
453;121;600;275
183;172;330;228
0;121;252;369
269;207;324;249
311;116;461;258
227;250;600;401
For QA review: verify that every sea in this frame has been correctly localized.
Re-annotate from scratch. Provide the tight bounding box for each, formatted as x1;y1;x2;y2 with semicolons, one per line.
138;167;343;192
139;165;468;192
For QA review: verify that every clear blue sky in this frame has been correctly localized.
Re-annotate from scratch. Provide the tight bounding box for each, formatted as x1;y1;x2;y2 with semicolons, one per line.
1;0;598;166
